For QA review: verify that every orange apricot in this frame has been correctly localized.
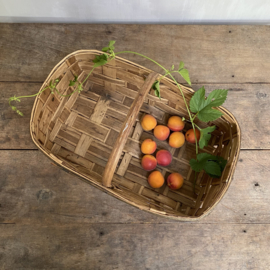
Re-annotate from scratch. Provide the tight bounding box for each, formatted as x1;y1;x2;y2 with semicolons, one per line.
185;129;200;144
153;125;170;141
169;132;185;148
167;116;185;131
148;171;165;188
156;150;172;167
141;139;157;154
141;114;157;131
141;155;157;171
167;173;184;190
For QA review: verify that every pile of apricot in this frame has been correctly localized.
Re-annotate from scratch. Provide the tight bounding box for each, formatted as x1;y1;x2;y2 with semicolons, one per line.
140;114;200;190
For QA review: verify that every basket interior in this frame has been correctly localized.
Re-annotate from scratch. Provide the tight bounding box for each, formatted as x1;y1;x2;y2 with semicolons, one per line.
30;51;240;220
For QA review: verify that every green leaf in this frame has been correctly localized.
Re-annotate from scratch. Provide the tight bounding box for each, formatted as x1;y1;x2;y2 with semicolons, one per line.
11;106;17;111
77;83;83;92
216;156;227;173
93;59;107;68
109;40;115;47
205;89;228;108
190;153;227;178
199;125;216;149
102;46;109;52
155;90;160;98
204;161;221;177
171;65;174;70
197;107;223;122
93;54;108;67
152;81;161;99
189;86;206;113
178;61;184;70
69;75;78;86
102;41;116;52
179;68;191;85
16;110;24;116
189;87;227;122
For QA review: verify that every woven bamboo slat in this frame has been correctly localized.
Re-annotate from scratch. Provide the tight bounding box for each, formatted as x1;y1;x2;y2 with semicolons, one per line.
30;50;241;221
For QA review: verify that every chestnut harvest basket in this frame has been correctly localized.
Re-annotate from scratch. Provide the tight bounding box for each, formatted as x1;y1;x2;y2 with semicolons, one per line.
30;50;240;221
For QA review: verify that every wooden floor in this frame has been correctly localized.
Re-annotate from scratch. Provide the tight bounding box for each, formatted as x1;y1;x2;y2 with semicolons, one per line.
1;24;270;270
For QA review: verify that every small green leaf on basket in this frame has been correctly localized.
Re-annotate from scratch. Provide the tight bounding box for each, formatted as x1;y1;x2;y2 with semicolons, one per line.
171;64;174;70
179;68;191;86
190;153;227;178
69;75;78;86
199;125;216;149
93;54;109;67
152;80;161;99
77;83;83;93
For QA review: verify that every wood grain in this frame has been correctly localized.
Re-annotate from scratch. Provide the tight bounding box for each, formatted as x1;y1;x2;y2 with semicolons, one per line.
0;223;268;270
1;24;270;269
0;150;269;225
1;24;270;83
2;82;270;150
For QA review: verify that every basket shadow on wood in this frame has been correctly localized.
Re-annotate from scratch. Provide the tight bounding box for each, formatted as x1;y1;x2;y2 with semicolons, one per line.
30;50;241;221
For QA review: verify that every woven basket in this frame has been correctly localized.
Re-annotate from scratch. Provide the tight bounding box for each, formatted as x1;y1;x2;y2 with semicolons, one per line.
30;50;240;221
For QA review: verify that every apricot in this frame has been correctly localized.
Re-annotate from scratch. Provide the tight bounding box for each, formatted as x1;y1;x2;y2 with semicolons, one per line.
167;116;185;131
141;114;157;131
185;129;200;143
141;139;157;154
167;173;184;190
154;125;170;141
169;132;185;148
141;155;157;171
156;150;172;167
148;171;165;188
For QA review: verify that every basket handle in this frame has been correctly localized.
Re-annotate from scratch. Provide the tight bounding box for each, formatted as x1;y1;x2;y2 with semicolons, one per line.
102;72;159;187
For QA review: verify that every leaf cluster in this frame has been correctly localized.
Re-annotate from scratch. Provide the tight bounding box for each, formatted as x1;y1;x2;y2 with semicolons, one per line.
190;87;228;122
8;96;23;116
69;75;78;86
190;153;227;178
49;78;60;94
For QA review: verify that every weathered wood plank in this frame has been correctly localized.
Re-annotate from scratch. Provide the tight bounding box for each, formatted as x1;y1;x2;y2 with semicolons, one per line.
0;223;269;270
1;82;269;149
0;82;39;149
0;150;269;225
1;24;270;83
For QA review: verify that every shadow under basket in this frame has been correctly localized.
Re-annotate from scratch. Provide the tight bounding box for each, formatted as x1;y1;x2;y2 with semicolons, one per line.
30;50;241;221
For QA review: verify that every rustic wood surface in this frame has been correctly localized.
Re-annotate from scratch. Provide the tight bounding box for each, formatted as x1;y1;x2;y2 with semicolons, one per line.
1;24;270;269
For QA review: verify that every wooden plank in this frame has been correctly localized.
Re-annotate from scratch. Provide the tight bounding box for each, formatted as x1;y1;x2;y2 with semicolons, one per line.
2;25;270;83
0;150;269;224
0;223;268;270
2;82;269;150
0;82;40;149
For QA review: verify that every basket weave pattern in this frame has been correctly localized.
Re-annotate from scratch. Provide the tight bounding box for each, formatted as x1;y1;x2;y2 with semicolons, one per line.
30;50;240;220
